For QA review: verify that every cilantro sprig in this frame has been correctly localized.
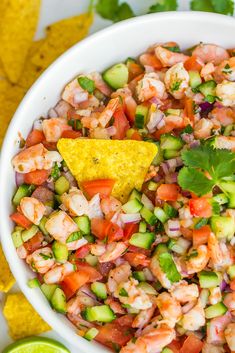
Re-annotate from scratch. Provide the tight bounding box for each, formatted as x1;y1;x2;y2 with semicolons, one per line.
190;0;234;15
178;145;235;196
96;0;134;22
148;0;177;13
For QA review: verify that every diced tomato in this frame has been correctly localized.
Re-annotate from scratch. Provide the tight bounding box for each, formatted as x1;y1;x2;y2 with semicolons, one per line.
131;130;142;141
24;232;44;253
24;169;50;186
157;184;180;201
76;262;102;282
139;53;163;70
91;218;112;240
81;179;115;199
180;227;193;240
184;98;195;122
123;222;139;241
153;123;175;140
193;225;211;247
127;61;144;81
180;334;203;353
95;322;133;349
230;279;235;291
128;245;151;256
61;130;82;139
67;109;82;120
26;130;45;147
61;271;89;299
115;314;134;327
107;223;124;243
113;106;130;140
74;244;90;259
189;198;212;218
184;56;203;72
10;212;32;229
167;340;181;353
42;140;57;151
124;252;150;267
124;96;137;123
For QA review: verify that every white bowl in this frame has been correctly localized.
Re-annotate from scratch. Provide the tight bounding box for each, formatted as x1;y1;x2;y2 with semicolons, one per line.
1;11;235;352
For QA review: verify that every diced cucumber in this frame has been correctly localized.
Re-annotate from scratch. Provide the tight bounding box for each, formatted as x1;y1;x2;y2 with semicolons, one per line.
133;271;146;282
91;282;107;300
27;278;40;288
223;124;234;136
51;288;67;314
154;207;168;224
137;282;157;295
163;203;178;218
12;184;35;206
140;207;157;225
198;80;216;97
213;193;228;205
205;302;227;319
122;198;143;214
84;234;95;244
210;215;235;240
162;348;174;353
22;225;39;242
189;70;202;88
163;149;180;159
169;237;190;255
228;193;235;208
54;194;62;205
152;142;163;166
52;241;68;262
219;181;235;208
200;288;209;308
148;181;158;191
54;176;70;195
125;57;136;65
84;327;99;341
128;188;142;201
74;215;90;235
85;254;98;266
139;221;147;233
165;108;181;116
135;105;149;129
41;283;58;301
160;134;183;151
103;63;129;89
11;229;23;248
141;194;154;211
154;243;168;256
129;232;155;249
83;305;115;323
198;271;220;288
39;216;49;236
66;231;82;243
228;265;235;279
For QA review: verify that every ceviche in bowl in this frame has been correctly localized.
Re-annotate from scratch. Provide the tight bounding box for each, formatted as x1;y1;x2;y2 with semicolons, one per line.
1;11;235;353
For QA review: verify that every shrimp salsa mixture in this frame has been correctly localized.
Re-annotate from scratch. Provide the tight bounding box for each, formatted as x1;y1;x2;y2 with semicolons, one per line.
10;42;235;353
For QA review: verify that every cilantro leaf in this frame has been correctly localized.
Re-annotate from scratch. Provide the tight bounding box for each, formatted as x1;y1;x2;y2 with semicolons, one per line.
96;0;134;22
194;218;208;229
51;163;60;180
115;3;135;22
190;0;234;15
178;167;214;196
149;0;177;13
78;76;95;94
190;0;214;12
158;252;181;283
208;148;235;180
181;146;210;171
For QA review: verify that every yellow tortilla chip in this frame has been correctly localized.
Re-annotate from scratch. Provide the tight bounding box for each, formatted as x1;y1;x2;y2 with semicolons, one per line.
3;292;51;339
57;139;158;202
0;0;8;22
31;13;93;69
0;245;15;292
0;0;41;83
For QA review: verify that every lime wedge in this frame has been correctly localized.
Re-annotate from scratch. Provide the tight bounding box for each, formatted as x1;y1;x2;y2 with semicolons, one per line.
2;337;70;353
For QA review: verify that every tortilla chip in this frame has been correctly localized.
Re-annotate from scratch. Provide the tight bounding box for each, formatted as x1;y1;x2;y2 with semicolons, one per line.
0;0;8;22
0;0;41;83
31;13;93;69
3;292;51;339
0;245;15;292
57;139;158;202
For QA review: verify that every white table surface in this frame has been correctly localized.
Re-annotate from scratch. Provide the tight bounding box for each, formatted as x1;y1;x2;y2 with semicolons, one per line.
0;0;234;351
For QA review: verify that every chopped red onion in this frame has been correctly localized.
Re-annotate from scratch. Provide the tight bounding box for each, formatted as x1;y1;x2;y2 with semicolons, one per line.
190;140;200;148
165;172;178;184
67;313;94;329
166;158;177;172
214;101;223;108
141;194;154;211
181;133;194;144
165;219;181;237
220;279;227;292
46;180;55;191
15;172;25;187
153;174;162;182
62;171;77;188
161;162;169;175
54;100;72;117
147;110;165;133
149;96;162;106
74;91;89;104
175;157;183;167
121;213;141;223
106;126;117;136
199;101;214;113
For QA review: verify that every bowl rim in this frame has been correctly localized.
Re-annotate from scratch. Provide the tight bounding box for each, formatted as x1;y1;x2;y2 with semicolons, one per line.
1;10;235;351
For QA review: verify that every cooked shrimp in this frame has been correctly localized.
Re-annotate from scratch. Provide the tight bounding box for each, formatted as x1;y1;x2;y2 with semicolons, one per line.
90;72;112;97
136;72;166;102
164;63;189;99
98;242;127;263
62;78;89;108
98;97;119;127
207;312;232;345
201;63;215;81
66;237;88;251
170;280;199;303
26;247;54;273
155;46;189;67
115;278;152;310
45;210;78;243
186;245;210;274
120;325;176;353
156;292;182;328
192;44;229;65
100;196;122;219
90;243;106;256
105;297;126;314
202;343;225;353
208;232;233;270
132;303;156;329
81;115;99;129
107;262;131;293
42;118;72;143
20;197;45;225
147;109;165;133
150;255;172;289
225;322;235;350
67;295;95;316
181;299;205;331
12;143;62;173
214;135;235;151
209;287;222;305
44;262;74;284
209;107;235;126
61;187;89;217
86;193;103;219
194;118;213;139
214;57;235;82
216;81;235;107
224;292;235;315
